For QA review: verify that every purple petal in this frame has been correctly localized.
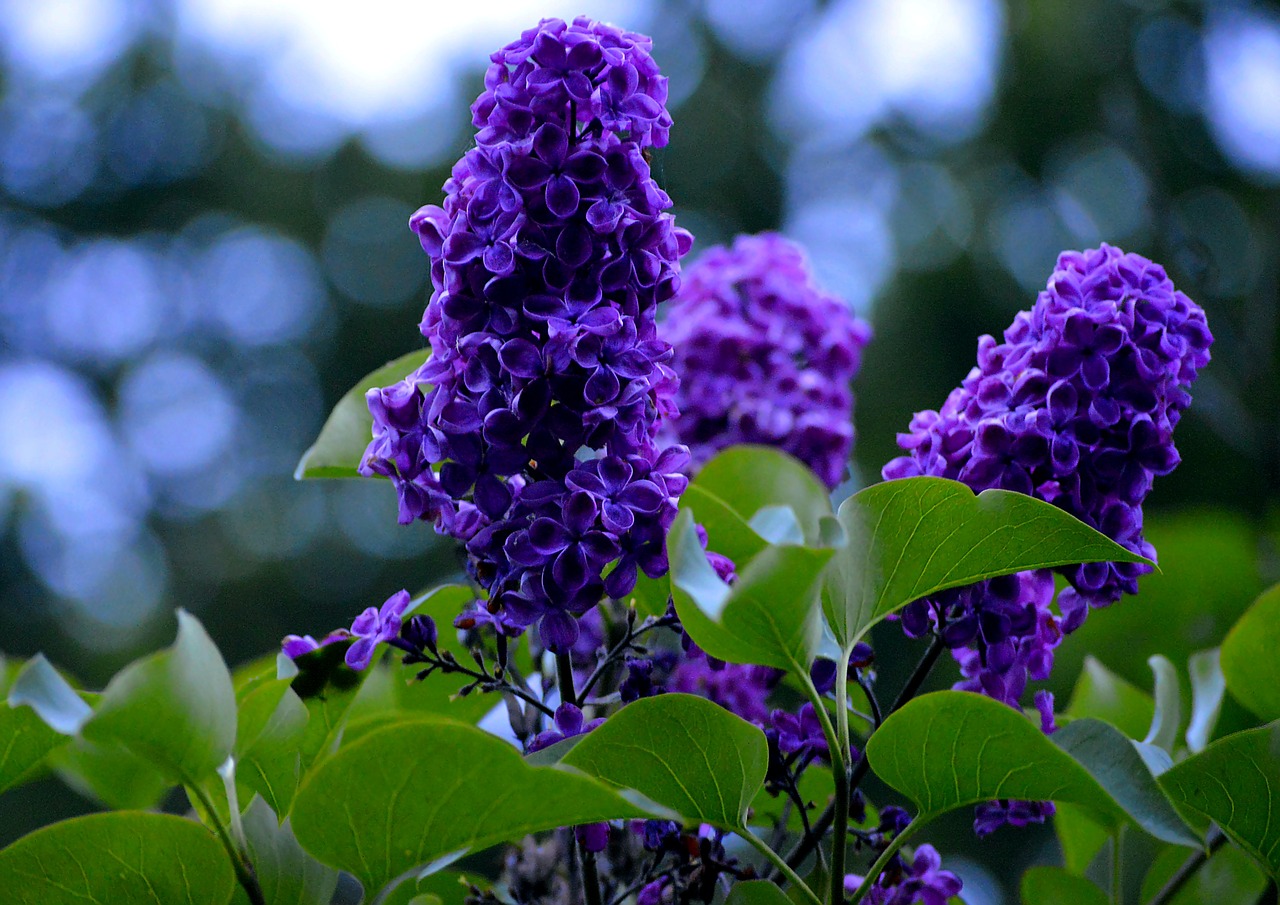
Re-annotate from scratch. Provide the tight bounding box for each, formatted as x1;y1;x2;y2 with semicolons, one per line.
545;175;581;218
345;637;378;670
529;517;571;555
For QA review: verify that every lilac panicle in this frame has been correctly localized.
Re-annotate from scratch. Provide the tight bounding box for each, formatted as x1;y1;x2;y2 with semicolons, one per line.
358;17;692;651
884;244;1212;709
661;232;872;489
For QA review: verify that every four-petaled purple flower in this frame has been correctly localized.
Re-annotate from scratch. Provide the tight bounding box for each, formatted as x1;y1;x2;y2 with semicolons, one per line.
345;589;413;670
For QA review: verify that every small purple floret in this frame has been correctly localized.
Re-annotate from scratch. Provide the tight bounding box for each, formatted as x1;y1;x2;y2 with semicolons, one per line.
345;589;413;670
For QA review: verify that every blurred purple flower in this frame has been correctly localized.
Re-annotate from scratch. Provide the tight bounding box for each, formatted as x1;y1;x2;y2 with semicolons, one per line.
661;232;872;489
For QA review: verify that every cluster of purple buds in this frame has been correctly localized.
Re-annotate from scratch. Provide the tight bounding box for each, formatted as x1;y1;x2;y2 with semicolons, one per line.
660;232;872;489
844;844;963;905
358;16;694;652
527;702;605;753
884;244;1212;708
633;824;750;905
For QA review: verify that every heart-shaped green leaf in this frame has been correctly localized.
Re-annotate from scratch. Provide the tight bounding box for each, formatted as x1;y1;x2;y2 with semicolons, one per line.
49;735;172;810
865;691;1198;846
1066;656;1154;741
0;658;69;795
0;811;235;905
560;693;768;830
290;717;651;897
295;348;431;479
81;610;237;784
1221;583;1280;722
1141;842;1267;905
242;796;339;905
1019;867;1109;905
822;477;1152;649
237;678;310;817
727;880;795;905
689;446;834;545
669;509;832;670
1160;722;1280;879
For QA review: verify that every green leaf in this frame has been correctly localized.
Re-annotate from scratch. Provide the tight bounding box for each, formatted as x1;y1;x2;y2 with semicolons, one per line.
1160;722;1280;878
727;879;795;905
624;569;671;618
1054;510;1261;693
237;678;310;816
295;348;430;479
81;610;237;784
560;693;768;830
286;640;371;771
6;655;91;736
1019;866;1109;905
1186;649;1225;754
291;717;650;896
669;509;833;670
822;477;1152;649
1222;583;1280;723
0;658;69;795
679;484;769;565
0;811;236;905
242;797;339;905
1066;656;1154;741
1140;842;1267;905
1143;655;1182;754
49;735;172;809
751;760;834;835
864;691;1198;846
690;446;834;545
1054;803;1112;875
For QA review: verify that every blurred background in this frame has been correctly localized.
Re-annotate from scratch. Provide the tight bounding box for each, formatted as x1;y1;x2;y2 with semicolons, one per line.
1;0;1277;899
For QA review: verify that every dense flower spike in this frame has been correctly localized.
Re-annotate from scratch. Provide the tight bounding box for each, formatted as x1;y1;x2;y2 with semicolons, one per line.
660;233;872;489
884;244;1212;706
359;17;692;650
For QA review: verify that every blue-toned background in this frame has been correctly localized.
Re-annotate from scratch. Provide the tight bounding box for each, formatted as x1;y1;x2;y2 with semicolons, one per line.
1;1;1277;899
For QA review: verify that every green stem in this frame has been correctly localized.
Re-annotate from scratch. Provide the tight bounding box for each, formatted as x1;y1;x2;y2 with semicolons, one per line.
847;821;921;905
796;669;845;904
555;651;603;905
557;651;578;708
830;647;855;905
1148;827;1226;905
742;830;822;905
189;777;266;905
782;634;947;874
581;846;604;905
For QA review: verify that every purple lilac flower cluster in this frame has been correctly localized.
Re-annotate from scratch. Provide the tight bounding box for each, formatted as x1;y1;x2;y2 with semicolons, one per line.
359;17;693;652
844;844;962;905
660;232;872;489
884;244;1212;708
